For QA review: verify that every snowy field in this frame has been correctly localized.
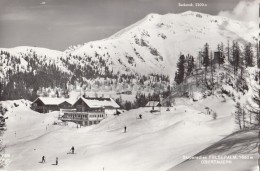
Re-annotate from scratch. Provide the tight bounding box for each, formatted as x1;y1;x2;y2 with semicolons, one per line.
1;96;241;171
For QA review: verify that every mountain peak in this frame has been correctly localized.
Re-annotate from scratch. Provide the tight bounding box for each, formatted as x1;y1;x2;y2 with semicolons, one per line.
0;11;257;79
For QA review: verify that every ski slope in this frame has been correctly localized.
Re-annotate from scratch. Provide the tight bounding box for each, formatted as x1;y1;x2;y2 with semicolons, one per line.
2;96;237;171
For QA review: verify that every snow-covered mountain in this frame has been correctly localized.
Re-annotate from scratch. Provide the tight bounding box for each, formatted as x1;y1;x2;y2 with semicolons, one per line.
0;11;257;79
67;11;257;75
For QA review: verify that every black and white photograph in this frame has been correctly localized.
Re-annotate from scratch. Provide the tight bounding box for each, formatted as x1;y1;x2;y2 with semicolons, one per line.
0;0;259;170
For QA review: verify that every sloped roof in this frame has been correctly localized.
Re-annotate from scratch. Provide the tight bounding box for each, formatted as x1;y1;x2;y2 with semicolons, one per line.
77;97;120;109
32;97;73;106
145;101;161;107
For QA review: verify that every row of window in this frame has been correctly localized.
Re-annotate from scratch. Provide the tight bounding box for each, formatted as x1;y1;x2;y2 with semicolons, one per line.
64;113;107;119
89;114;105;118
65;114;88;119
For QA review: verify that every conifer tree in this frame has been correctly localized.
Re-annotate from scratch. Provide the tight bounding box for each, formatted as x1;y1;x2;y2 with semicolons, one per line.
248;42;260;126
186;55;195;76
174;54;186;84
202;43;210;71
232;41;241;75
244;42;254;67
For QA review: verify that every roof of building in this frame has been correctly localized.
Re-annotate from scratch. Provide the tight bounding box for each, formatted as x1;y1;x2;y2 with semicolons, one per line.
145;101;161;107
76;97;120;109
32;97;73;106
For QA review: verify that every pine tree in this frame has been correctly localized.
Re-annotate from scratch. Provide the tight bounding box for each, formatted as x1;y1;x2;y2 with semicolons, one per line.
226;40;230;64
217;44;221;67
248;71;260;126
202;43;210;71
210;51;215;94
248;42;260;126
232;41;241;75
186;55;195;76
242;106;246;128
257;41;260;68
217;42;225;67
0;79;3;101
174;54;186;84
244;42;254;67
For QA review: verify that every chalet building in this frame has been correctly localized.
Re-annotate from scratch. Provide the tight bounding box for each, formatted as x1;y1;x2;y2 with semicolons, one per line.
31;97;73;113
59;96;120;126
72;97;120;116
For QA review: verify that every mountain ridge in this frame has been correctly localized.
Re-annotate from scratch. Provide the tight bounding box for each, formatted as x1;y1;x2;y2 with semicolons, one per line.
0;11;257;79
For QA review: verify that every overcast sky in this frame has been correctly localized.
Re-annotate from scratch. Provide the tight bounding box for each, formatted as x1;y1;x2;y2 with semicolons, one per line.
0;0;257;50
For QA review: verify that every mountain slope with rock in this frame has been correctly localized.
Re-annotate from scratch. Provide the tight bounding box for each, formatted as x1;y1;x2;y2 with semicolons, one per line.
0;11;257;79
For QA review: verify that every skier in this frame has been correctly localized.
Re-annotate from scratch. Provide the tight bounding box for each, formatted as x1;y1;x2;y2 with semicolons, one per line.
42;156;45;163
71;146;75;154
139;114;142;119
124;126;127;133
56;157;58;165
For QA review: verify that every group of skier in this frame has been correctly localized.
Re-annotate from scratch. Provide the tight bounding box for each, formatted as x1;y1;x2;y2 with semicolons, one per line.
41;156;58;165
123;114;143;133
41;113;144;165
41;146;75;165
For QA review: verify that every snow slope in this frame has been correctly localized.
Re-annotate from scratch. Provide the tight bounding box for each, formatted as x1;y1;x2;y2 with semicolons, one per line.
0;46;69;79
2;95;237;171
65;11;257;75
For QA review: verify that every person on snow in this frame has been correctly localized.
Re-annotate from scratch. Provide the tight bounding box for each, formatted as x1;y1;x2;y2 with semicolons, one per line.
71;146;75;154
124;126;127;133
42;156;45;163
56;157;58;165
139;114;142;119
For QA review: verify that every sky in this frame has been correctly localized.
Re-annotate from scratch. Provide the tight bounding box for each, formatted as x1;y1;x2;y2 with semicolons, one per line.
0;0;257;50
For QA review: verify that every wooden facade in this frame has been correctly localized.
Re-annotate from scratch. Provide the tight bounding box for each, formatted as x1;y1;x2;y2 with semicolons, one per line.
59;101;72;109
31;97;72;113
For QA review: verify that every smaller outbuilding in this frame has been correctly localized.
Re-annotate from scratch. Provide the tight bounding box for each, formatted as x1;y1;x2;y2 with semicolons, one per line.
145;101;161;107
